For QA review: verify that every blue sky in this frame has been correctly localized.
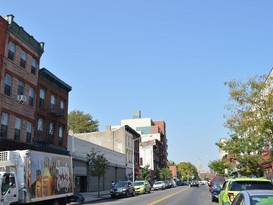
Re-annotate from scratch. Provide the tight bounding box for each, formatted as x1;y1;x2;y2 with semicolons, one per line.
2;1;273;171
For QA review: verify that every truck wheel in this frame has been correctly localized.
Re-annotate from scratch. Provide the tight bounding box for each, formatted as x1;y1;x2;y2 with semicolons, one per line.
53;201;60;205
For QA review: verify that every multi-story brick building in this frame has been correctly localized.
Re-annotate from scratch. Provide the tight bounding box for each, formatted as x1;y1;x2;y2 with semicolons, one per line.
0;14;71;154
0;14;44;150
36;68;71;153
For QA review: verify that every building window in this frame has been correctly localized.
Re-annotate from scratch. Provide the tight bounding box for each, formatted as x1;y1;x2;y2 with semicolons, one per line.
37;118;43;141
49;122;54;143
14;118;21;141
26;121;32;143
8;41;15;61
50;95;56;112
20;50;27;68
58;126;63;145
60;100;65;116
0;113;9;138
31;58;37;75
39;89;45;108
28;87;35;107
17;81;25;95
4;74;12;96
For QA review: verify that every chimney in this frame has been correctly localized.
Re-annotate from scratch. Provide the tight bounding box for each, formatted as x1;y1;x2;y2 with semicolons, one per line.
5;14;14;24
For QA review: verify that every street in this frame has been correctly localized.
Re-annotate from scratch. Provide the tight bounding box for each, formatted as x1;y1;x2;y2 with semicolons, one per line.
85;185;217;205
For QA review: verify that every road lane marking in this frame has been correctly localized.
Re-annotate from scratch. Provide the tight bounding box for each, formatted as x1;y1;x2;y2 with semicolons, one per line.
147;187;190;205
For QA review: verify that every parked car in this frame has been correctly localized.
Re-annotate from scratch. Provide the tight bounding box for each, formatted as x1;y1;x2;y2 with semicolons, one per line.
218;177;273;205
110;181;136;198
232;190;273;205
190;180;199;187
210;180;224;202
133;180;151;194
164;180;172;188
152;181;166;190
209;176;225;188
170;179;177;187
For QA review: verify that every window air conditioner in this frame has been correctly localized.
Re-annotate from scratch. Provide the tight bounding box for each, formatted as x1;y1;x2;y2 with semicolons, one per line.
17;95;27;104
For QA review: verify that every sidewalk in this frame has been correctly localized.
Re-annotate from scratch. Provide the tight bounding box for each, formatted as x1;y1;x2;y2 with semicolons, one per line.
80;190;111;204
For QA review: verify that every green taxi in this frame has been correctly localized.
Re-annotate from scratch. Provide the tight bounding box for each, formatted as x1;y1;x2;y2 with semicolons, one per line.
218;177;273;205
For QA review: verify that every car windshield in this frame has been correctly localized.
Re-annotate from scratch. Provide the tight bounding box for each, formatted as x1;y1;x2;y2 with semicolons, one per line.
230;181;273;191
134;182;144;186
155;181;163;184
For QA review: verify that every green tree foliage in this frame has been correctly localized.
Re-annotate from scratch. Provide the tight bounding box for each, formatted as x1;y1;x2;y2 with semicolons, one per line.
208;159;230;176
167;161;176;166
217;74;273;177
158;167;172;180
86;149;109;197
68;110;99;133
138;165;151;181
177;162;198;181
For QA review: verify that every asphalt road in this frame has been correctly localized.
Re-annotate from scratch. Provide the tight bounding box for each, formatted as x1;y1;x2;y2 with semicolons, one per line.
86;185;218;205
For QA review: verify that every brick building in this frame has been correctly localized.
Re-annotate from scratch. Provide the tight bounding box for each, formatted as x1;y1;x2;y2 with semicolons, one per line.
0;14;71;154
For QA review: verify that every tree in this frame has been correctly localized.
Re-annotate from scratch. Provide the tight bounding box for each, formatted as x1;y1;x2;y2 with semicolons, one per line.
68;110;99;133
208;159;230;176
158;167;172;180
138;165;151;181
217;74;273;177
86;149;109;197
167;161;176;166
177;162;198;181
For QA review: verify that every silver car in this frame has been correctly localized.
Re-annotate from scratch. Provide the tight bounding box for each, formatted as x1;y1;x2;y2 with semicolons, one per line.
232;190;273;205
152;181;166;190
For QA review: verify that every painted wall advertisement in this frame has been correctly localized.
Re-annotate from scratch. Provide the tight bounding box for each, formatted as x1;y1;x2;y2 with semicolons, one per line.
27;152;73;199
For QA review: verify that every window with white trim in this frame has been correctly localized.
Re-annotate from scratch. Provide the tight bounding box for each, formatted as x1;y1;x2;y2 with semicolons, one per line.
17;81;25;95
37;118;43;141
26;121;32;143
50;95;56;112
8;41;15;61
0;113;9;138
31;58;37;75
29;87;35;107
39;89;45;108
58;126;63;145
49;122;54;143
4;74;12;96
20;50;27;68
60;100;65;115
14;117;21;141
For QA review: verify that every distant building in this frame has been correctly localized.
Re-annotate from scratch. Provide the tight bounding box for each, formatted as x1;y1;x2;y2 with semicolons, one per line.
118;110;168;171
169;165;178;181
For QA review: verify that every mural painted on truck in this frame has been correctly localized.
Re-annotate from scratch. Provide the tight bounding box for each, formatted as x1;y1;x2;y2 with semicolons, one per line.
27;153;73;199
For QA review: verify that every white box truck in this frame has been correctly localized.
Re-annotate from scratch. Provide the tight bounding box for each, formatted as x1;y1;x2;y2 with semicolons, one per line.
0;150;74;205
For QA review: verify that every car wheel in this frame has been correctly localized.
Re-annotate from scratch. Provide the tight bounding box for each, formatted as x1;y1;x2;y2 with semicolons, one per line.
211;196;215;202
132;191;136;197
126;191;129;197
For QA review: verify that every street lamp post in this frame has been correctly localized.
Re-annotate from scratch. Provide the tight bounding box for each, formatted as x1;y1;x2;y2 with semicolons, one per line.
132;137;140;182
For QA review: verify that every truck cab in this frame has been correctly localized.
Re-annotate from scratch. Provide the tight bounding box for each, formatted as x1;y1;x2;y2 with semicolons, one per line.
0;172;19;205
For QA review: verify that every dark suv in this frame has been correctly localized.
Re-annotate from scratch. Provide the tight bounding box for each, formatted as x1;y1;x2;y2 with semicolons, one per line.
110;181;136;198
